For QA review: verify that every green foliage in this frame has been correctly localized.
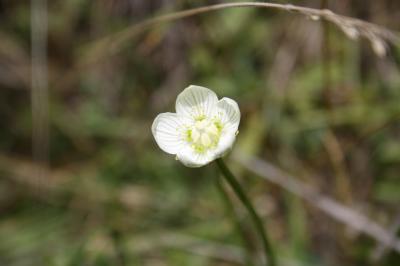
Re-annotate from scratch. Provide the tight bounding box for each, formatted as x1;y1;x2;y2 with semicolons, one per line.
0;1;399;265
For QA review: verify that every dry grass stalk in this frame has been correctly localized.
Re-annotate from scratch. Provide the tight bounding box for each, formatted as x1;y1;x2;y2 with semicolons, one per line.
82;1;400;65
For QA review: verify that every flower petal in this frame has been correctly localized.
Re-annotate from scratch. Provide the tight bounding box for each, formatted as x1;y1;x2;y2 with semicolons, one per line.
216;97;241;133
213;131;237;158
151;112;187;155
176;85;218;119
176;146;215;168
212;97;241;157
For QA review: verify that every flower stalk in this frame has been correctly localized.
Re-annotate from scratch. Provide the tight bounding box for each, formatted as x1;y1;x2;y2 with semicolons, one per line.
216;158;276;266
215;171;255;266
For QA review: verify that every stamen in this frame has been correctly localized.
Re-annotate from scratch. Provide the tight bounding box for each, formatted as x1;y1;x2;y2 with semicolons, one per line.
185;115;224;154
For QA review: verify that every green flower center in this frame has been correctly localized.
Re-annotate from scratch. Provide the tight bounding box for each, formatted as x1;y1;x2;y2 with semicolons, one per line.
186;117;223;154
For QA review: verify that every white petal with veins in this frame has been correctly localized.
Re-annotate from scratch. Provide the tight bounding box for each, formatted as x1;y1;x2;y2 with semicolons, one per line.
151;113;187;155
176;85;218;119
177;145;214;167
215;97;241;134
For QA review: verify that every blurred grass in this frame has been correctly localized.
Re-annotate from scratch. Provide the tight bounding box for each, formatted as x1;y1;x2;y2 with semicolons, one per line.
0;0;400;265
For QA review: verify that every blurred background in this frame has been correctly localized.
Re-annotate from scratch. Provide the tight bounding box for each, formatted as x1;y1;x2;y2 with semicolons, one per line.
0;0;400;265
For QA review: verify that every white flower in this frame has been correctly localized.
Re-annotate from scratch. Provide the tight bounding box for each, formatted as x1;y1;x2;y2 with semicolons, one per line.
152;85;241;167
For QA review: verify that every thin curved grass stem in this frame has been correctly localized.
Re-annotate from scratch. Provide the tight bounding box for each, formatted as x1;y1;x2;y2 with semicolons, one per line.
82;1;399;65
216;158;276;266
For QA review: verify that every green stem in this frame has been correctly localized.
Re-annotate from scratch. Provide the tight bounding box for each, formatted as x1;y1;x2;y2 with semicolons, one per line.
215;171;255;266
216;158;276;266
